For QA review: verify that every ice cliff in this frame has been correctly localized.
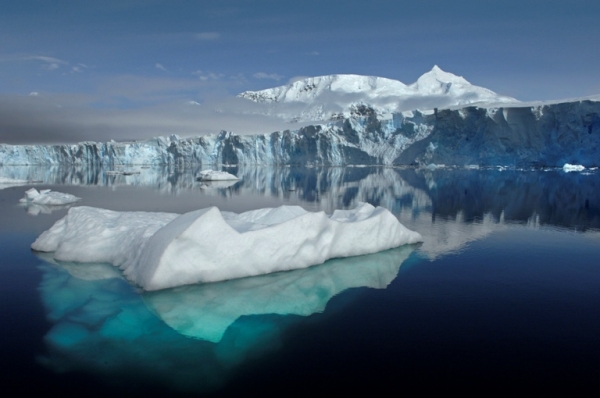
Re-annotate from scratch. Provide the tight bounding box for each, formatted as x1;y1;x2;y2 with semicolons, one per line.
1;99;599;167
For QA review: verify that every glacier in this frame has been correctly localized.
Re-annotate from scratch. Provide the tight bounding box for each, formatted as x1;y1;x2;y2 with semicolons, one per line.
32;203;423;291
2;99;599;168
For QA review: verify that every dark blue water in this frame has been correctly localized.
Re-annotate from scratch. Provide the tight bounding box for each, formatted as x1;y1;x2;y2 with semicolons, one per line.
1;166;599;394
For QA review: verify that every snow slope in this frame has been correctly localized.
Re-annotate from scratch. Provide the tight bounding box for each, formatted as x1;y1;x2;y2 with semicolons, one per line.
238;66;518;122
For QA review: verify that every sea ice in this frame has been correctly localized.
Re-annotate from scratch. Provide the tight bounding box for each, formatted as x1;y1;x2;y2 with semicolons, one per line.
32;203;423;291
563;163;586;172
20;188;81;205
197;170;239;181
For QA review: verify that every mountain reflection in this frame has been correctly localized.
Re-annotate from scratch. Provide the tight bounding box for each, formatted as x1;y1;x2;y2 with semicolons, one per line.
3;164;598;231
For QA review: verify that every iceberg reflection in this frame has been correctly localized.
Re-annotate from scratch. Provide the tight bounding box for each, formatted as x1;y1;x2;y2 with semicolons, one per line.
143;245;415;343
35;245;415;392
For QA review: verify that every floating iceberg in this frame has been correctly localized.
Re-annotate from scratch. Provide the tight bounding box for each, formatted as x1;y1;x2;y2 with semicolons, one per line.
32;203;422;291
197;170;239;181
20;188;81;205
563;163;586;172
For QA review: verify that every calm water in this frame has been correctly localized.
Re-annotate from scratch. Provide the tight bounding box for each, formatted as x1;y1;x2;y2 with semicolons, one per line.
1;166;599;395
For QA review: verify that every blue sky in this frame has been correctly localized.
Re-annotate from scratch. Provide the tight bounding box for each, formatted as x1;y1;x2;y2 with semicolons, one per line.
1;0;599;143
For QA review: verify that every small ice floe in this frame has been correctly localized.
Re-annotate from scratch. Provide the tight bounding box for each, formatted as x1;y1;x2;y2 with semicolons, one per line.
196;170;239;181
562;164;586;172
0;176;29;190
20;188;81;206
32;202;423;291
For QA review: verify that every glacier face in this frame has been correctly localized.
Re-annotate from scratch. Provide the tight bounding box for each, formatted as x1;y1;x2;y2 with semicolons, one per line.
1;100;599;168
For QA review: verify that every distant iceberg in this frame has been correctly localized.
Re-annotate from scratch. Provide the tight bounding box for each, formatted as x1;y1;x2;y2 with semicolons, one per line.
563;163;586;172
197;169;239;181
20;188;81;205
31;203;423;291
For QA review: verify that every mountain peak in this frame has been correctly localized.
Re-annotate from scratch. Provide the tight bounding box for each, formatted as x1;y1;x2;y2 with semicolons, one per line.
414;65;470;88
238;67;518;122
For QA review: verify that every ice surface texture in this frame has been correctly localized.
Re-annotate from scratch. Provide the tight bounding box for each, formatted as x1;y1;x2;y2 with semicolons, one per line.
32;203;423;291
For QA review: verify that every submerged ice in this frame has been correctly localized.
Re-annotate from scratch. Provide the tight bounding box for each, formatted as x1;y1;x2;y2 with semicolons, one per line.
36;239;416;392
32;203;423;290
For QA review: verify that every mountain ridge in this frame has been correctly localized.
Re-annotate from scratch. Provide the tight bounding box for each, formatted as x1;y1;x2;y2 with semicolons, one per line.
238;66;518;122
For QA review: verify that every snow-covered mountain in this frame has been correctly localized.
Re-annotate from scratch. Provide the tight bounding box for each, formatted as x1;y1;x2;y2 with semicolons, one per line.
238;66;518;122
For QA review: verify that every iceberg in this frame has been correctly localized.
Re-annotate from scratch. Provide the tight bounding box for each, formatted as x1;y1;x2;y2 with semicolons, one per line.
563;163;586;172
19;188;81;205
197;169;239;181
32;203;423;291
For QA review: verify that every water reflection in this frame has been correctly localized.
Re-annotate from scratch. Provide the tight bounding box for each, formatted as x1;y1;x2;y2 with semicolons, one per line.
144;245;415;343
19;202;76;216
2;165;597;231
17;163;599;393
36;245;415;392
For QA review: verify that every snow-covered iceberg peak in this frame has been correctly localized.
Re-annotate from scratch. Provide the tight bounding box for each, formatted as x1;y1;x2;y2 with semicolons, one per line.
32;203;423;291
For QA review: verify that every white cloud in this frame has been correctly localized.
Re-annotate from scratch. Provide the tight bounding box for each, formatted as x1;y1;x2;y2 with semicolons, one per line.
155;63;167;72
253;72;284;81
28;92;39;96
193;32;221;41
0;54;71;71
192;70;225;81
31;56;69;71
307;51;320;56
